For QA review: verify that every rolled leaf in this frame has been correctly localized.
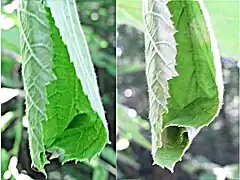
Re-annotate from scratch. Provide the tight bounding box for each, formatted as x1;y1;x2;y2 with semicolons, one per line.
143;0;223;171
19;0;108;175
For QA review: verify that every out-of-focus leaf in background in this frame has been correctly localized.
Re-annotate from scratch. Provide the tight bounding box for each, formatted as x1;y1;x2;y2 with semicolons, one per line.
84;26;116;76
117;0;143;30
116;0;240;61
101;147;116;166
76;1;116;77
2;26;20;53
116;103;151;179
93;166;109;180
182;155;240;180
1;149;10;179
1;2;22;88
203;0;240;60
117;104;151;149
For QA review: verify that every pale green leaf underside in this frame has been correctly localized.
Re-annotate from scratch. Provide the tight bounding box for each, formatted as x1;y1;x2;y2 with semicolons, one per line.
142;0;178;170
20;0;108;175
143;0;223;171
19;0;55;174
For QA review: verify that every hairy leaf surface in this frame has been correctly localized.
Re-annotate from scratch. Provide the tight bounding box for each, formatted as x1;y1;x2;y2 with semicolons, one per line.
20;0;108;175
46;0;108;132
142;0;178;169
19;0;55;174
43;7;107;163
143;0;223;171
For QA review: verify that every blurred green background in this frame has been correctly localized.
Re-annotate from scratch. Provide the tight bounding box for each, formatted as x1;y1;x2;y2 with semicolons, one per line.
116;1;239;180
1;0;116;179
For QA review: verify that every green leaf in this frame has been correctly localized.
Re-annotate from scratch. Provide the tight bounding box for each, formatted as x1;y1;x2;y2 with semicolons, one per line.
199;172;217;180
1;148;10;178
100;147;116;166
118;104;151;149
20;0;108;175
93;166;109;180
143;0;223;171
117;0;143;30
46;0;108;131
43;6;108;164
204;0;240;60
1;26;20;53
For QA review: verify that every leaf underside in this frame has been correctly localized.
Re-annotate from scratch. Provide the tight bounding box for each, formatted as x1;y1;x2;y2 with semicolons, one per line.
20;0;108;176
19;0;55;174
143;0;223;171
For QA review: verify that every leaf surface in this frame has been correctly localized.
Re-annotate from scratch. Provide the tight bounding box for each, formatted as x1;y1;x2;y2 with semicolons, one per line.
46;0;108;130
19;0;55;174
143;0;223;171
142;0;178;170
20;0;108;175
42;7;107;164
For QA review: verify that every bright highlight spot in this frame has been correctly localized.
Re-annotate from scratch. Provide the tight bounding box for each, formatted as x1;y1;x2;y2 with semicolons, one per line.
3;0;19;13
116;138;129;151
0;88;19;104
91;13;99;21
124;89;133;97
0;15;15;30
3;170;11;180
127;108;137;118
116;47;122;57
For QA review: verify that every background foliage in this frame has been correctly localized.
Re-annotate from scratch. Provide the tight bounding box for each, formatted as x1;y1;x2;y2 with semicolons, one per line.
1;0;116;179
